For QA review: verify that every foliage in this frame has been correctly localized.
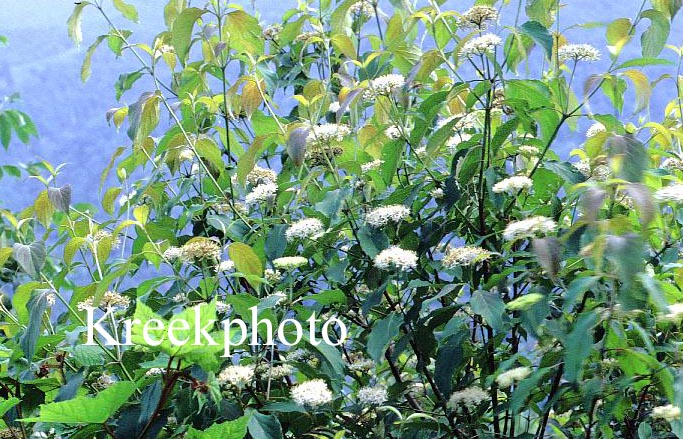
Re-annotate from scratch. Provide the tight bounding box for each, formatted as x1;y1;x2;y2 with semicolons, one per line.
1;0;683;438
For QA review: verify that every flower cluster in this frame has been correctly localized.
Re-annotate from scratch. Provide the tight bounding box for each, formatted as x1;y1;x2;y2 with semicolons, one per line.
662;157;683;172
180;238;221;261
374;246;418;271
663;303;683;322
503;216;557;241
655;184;683;203
349;0;375;17
458;6;498;30
273;256;308;270
245;182;278;206
77;291;130;311
357;386;388;406
492;175;534;195
257;364;295;379
362;74;406;101
448;386;490;410
442;246;492;268
361;159;384;172
384;125;402;139
460;33;502;57
652;404;681;421
217;365;255;389
558;44;601;62
291;379;333;408
246;165;277;186
496;366;532;387
518;145;540;156
285;218;325;241
365;205;410;227
586;122;606;139
217;260;235;272
262;24;282;41
307;123;351;145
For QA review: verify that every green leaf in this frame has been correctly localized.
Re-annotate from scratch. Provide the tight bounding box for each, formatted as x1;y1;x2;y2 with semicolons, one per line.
171;7;205;65
187;415;250;439
67;1;91;46
13;241;46;278
367;313;403;363
356;225;389;258
519;21;553;59
228;242;263;278
640;9;670;57
224;11;264;56
606;18;633;56
238;136;269;184
286;128;308;167
115;70;144;100
470;290;507;332
0;398;20;417
20;290;50;360
195;136;224;176
22;381;137;424
246;410;284;439
563;313;597;382
613;57;674;69
113;0;138;22
81;35;106;82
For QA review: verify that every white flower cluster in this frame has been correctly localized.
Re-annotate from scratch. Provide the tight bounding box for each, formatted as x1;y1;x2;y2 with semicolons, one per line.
365;205;410;227
291;379;333;408
374;246;418;271
662;157;683;172
442;246;492;268
328;101;341;113
95;373;117;389
663;303;683;322
263;24;282;41
652;404;681;421
492;175;533;195
294;31;323;44
384;125;402;139
307;124;351;145
45;292;56;307
145;368;165;377
264;268;283;283
518;145;540;156
655;184;683;203
273;256;308;270
246;182;278;206
257;364;295;379
179;239;222;261
437;113;478;132
460;33;502;57
448;386;489;410
89;230;121;249
362;74;406;101
217;365;255;389
216;300;231;314
163;246;184;261
586;122;606;139
246;165;277;186
458;6;498;30
503;216;557;241
361;159;384;172
347;355;376;372
495;366;532;387
217;260;235;272
285;218;325;241
77;291;130;311
172;293;187;303
349;0;375;16
558;44;601;62
431;188;445;199
357;385;388;406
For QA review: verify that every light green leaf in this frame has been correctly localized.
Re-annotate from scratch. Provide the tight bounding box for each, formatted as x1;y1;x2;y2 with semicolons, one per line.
470;290;507;332
81;35;106;82
171;7;205;64
113;0;138;22
67;2;91;46
228;242;263;278
367;312;403;363
186;415;250;439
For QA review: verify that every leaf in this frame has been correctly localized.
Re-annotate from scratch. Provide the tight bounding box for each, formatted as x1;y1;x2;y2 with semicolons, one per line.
470;290;507;332
195;136;224;176
563;312;598;382
606;134;648;182
13;241;46;278
331;34;356;60
186;415;250;439
241;78;263;119
606;18;633;56
287;128;308;167
264;225;287;261
0;248;12;267
625;183;655;225
113;0;138;22
237;136;269;184
171;7;205;65
613;57;674;69
228;242;263;278
22;381;137;424
367;313;403;363
48;184;72;212
0;398;20;418
67;1;91;46
435;327;467;396
20;290;49;360
622;69;652;112
532;237;561;278
356;225;389;258
247;410;284;439
640;9;670;57
81;35;106;82
34;190;55;227
519;21;553;59
115;70;144;100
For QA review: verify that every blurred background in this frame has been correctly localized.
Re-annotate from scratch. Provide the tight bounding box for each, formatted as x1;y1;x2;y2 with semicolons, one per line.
0;1;680;212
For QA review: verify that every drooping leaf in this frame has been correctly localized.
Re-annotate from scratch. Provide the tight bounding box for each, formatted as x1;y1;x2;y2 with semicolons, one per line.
247;409;284;439
470;290;507;332
519;21;553;59
113;0;138;22
186;415;250;439
48;184;72;212
171;7;205;64
13;241;46;278
67;1;91;46
367;312;403;363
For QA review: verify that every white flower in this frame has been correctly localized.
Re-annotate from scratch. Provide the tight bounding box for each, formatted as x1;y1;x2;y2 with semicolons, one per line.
263;24;282;41
328;101;341;113
217;260;235;272
217;365;255;389
145;368;165;377
460;33;502;57
652;404;681;421
246;165;277;186
77;291;130;311
118;190;137;207
264;268;283;283
245;183;278;205
357;386;388;406
347;356;375;372
291;379;333;408
518;145;540;156
374;246;418;271
503;216;557;241
349;0;375;16
266;292;288;306
285;218;325;241
361;159;384;172
384;125;402;139
431;188;445;199
448;386;490;410
307;124;351;145
285;349;310;362
558;44;600;62
496;366;532;387
437;113;478;132
181;238;221;261
663;303;683;322
655;184;683;203
443;246;492;268
216;301;231;314
492;176;533;195
572;160;591;178
177;147;195;161
366;205;410;227
45;293;56;307
592;164;611;181
273;256;308;270
363;74;406;101
663;157;683;172
89;230;121;250
163;246;183;261
294;31;323;44
586;122;606;139
95;373;117;389
459;6;498;30
172;293;187;303
257;363;295;379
